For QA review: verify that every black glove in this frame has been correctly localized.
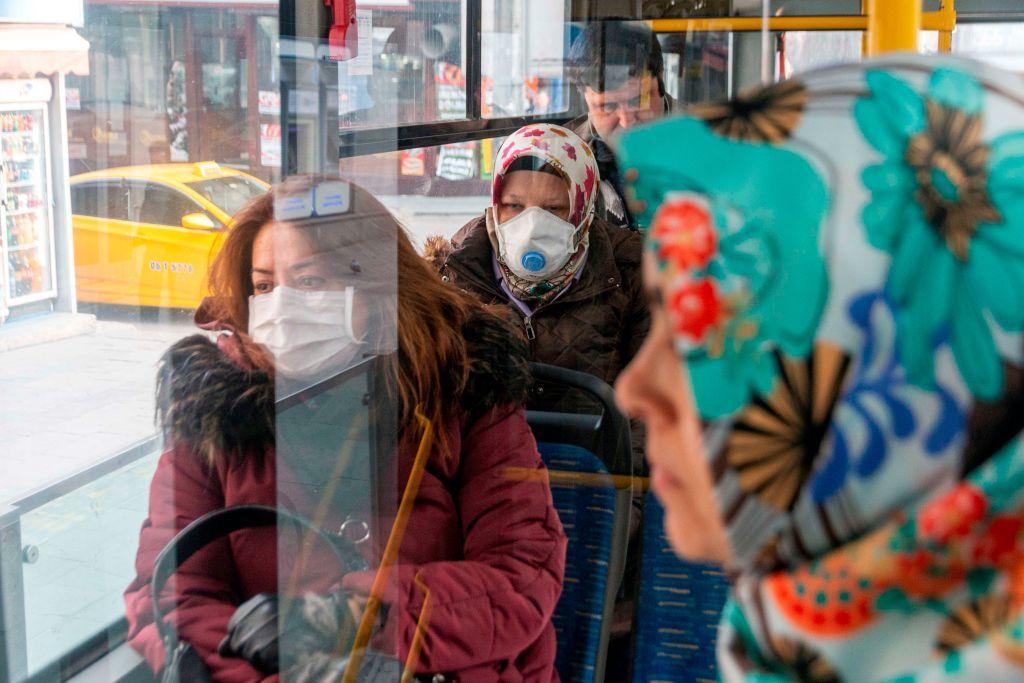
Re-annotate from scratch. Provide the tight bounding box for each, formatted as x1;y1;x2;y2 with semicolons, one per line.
286;650;403;683
218;591;358;674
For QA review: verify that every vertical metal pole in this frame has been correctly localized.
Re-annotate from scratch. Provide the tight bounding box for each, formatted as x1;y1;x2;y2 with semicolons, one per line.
465;0;482;121
0;509;28;682
938;0;956;53
938;31;953;53
759;0;770;83
866;0;921;56
319;55;339;174
280;0;296;177
860;0;870;57
50;72;78;316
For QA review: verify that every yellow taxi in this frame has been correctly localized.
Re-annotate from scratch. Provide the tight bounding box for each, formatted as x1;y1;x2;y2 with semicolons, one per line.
70;162;269;309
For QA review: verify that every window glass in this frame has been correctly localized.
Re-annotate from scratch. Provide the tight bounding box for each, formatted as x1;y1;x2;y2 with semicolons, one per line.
336;1;467;129
338;139;497;249
658;30;731;103
481;0;572;118
3;3;281;678
948;23;1024;69
69;183;99;218
780;26;1024;78
779;31;863;76
129;182;205;227
70;181;131;221
186;176;267;217
643;0;733;18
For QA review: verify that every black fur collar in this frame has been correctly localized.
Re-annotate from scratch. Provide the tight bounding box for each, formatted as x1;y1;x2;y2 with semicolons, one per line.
156;310;530;460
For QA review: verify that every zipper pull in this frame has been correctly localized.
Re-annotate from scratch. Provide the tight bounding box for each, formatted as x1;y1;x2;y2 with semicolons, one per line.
523;316;536;341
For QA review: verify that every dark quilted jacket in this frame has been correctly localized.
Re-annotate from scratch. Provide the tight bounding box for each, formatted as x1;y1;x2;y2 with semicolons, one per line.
439;215;651;472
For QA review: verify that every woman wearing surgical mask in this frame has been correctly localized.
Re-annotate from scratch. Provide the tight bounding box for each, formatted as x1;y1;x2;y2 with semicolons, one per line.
430;123;650;657
124;176;566;682
432;123;649;453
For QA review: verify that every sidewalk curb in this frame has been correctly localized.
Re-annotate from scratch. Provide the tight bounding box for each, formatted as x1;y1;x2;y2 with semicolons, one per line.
0;313;97;353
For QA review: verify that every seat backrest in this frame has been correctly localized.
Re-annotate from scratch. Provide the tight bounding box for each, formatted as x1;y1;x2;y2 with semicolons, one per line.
524;366;634;683
526;363;634;683
537;442;616;683
631;493;730;683
527;363;631;475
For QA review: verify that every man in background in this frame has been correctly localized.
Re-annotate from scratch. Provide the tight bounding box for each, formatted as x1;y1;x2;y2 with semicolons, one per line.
567;19;676;230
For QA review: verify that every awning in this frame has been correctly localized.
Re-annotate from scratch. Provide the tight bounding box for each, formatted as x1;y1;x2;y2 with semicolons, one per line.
0;24;89;78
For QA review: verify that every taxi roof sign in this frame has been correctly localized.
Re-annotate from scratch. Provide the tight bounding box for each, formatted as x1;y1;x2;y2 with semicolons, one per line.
194;161;222;178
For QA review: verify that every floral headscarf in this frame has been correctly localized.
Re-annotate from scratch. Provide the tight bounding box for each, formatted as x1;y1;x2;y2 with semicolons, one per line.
618;54;1024;682
489;123;599;303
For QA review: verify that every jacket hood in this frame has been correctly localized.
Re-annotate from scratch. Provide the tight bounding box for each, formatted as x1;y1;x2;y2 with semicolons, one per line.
423;235;454;273
156;334;275;463
157;309;530;460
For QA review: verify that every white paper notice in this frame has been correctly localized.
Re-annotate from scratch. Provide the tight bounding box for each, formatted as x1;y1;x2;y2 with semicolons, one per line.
349;10;373;76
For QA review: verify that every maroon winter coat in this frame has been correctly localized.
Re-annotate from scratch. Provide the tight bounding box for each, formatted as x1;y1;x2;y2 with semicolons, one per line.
124;310;566;682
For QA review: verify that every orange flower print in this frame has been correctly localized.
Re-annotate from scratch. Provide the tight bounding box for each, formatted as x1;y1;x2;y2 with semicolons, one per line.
652;197;718;271
919;484;988;544
766;556;878;636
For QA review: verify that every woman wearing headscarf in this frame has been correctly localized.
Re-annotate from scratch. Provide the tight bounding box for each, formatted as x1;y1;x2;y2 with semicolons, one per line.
432;123;649;440
615;54;1024;681
430;123;650;653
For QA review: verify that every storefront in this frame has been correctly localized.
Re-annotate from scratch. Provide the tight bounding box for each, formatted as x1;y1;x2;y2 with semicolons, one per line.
66;0;280;181
0;6;89;323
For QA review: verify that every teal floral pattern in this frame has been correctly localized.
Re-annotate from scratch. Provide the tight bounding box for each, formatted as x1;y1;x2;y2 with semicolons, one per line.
626;118;830;418
855;68;1024;400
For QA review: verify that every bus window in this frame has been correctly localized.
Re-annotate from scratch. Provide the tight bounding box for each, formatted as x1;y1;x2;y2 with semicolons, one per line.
337;1;467;129
482;0;572;118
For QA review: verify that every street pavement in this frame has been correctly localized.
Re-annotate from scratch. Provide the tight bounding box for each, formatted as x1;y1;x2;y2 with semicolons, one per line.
0;307;191;673
0;310;192;506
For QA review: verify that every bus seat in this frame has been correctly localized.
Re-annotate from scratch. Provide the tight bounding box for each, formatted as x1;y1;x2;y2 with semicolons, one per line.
631;492;730;683
525;363;633;683
538;442;617;683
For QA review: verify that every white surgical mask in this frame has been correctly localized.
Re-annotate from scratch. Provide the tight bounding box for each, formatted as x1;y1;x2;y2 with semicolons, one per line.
248;285;364;379
493;206;578;281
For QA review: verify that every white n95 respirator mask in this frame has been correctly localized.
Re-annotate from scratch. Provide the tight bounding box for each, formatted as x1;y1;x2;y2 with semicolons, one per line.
493;206;578;281
248;285;364;379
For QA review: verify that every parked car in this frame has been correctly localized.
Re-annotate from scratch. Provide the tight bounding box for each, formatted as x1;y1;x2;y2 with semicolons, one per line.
70;162;268;308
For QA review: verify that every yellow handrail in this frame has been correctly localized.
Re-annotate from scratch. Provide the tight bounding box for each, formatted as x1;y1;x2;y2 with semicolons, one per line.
867;0;921;54
342;409;435;683
503;466;651;492
936;0;957;53
401;574;434;683
648;6;955;34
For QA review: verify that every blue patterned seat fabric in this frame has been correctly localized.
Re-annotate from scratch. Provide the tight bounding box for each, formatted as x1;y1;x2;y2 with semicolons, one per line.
537;442;617;683
632;492;730;683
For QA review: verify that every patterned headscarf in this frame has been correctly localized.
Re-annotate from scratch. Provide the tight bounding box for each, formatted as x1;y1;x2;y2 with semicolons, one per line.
489;123;599;303
618;54;1024;682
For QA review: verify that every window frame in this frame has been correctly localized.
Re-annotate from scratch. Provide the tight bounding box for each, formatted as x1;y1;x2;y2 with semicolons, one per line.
279;0;580;166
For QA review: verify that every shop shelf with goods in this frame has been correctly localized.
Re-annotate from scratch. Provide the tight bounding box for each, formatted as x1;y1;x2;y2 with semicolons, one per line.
0;106;55;307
